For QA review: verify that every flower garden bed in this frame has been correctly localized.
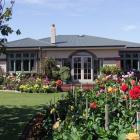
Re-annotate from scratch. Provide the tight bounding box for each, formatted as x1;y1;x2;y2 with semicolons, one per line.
0;74;65;93
23;72;140;140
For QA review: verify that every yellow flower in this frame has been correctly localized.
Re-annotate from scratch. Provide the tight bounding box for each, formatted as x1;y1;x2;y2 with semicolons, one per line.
36;78;41;83
95;79;99;84
126;133;139;140
70;106;74;111
113;87;118;93
43;85;49;89
50;108;55;114
107;86;113;93
102;77;106;81
53;121;60;130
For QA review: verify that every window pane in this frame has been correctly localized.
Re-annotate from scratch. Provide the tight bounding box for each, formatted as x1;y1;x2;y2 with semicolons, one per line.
125;53;131;58
78;69;81;73
94;59;100;74
16;60;21;71
84;74;87;79
23;53;29;58
88;58;91;62
133;53;138;58
126;60;131;71
23;60;29;71
30;60;35;71
10;54;14;58
74;75;77;80
133;60;138;70
62;59;71;68
88;74;91;79
84;69;87;73
31;53;35;58
16;53;21;58
78;74;81;79
10;60;14;71
120;54;124;58
121;60;124;70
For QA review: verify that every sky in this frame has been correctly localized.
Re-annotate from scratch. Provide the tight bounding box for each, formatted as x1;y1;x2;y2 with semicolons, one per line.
4;0;140;43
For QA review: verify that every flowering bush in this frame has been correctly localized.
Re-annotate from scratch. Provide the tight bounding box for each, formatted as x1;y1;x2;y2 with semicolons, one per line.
2;74;59;93
18;77;53;93
31;72;140;139
100;65;121;75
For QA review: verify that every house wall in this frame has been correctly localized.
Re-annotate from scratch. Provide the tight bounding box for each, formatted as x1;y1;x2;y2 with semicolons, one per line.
41;49;120;72
42;49;119;59
103;60;118;66
0;61;7;72
0;53;7;73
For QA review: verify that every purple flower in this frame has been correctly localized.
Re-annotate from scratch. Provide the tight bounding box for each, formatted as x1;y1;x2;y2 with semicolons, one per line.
100;89;105;93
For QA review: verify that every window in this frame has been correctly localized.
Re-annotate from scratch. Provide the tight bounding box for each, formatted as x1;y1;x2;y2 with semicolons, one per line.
62;59;71;68
94;59;100;76
120;52;140;71
16;60;21;71
8;52;37;73
30;59;35;71
10;60;14;71
55;58;71;68
23;60;29;71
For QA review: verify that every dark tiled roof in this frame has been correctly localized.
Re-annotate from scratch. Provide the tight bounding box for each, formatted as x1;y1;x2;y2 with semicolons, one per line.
6;38;51;47
40;35;140;48
6;35;140;48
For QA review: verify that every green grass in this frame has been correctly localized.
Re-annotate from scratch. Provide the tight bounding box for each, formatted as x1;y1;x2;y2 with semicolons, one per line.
0;92;67;140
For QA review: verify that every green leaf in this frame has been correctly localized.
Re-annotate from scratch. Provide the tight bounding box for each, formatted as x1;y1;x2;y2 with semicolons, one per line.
118;133;126;140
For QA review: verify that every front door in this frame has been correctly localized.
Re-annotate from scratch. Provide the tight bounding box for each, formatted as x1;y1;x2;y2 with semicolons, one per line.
72;56;93;83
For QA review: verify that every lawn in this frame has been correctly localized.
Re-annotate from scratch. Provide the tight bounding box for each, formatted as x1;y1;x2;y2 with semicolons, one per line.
0;92;67;140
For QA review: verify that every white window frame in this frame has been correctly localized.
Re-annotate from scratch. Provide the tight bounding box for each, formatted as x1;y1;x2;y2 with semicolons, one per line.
72;55;93;83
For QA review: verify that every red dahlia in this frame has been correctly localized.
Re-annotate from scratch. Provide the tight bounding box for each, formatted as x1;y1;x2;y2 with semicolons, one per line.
90;102;97;109
129;86;140;100
121;83;128;92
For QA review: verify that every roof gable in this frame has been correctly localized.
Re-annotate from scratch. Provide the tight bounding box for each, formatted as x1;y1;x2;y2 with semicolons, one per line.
6;38;52;48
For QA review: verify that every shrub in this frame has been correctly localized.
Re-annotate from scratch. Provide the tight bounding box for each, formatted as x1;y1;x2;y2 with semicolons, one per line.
0;75;4;85
100;65;121;75
59;66;70;82
41;58;59;79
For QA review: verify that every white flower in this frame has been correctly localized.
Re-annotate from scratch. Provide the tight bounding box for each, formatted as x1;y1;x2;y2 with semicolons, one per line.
127;72;130;75
121;78;125;82
124;75;129;78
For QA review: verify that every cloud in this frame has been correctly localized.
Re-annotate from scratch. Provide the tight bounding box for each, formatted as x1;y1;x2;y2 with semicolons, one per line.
122;25;137;31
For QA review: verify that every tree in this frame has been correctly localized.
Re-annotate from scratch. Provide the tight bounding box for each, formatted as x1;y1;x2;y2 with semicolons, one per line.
0;0;20;53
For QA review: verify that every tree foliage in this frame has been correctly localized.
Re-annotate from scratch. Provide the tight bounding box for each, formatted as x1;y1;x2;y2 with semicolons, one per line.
0;0;20;52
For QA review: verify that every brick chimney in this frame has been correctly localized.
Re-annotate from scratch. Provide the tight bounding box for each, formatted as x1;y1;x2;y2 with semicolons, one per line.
51;24;56;44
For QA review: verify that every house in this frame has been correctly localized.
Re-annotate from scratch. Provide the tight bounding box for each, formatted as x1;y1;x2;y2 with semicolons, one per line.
1;24;140;83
